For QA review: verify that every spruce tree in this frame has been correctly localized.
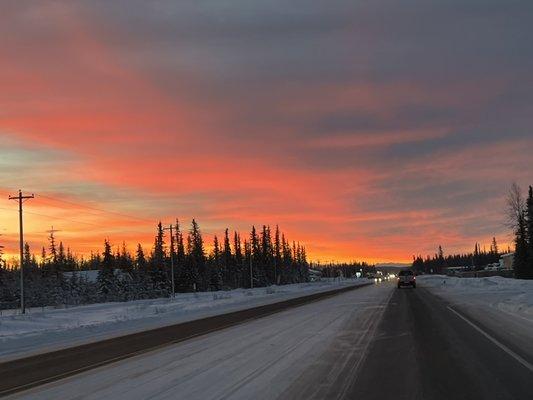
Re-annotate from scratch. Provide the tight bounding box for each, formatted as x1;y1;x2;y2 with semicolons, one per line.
48;230;57;264
234;232;243;287
250;226;261;286
174;220;185;282
151;222;166;269
23;242;32;269
260;225;273;285
527;186;533;277
223;229;233;287
57;242;66;271
490;237;498;256
136;244;147;271
185;219;204;291
150;222;167;293
210;235;222;290
119;242;134;272
513;213;529;278
274;226;281;284
97;239;117;300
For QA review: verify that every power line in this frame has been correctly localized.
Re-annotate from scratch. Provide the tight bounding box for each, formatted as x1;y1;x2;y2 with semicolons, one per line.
0;206;154;237
37;194;155;223
26;210;104;228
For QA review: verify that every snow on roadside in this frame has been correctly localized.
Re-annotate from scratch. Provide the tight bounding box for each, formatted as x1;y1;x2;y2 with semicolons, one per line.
0;279;369;361
418;275;533;322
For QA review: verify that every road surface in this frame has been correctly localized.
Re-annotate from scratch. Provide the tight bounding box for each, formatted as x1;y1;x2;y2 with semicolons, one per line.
5;282;533;399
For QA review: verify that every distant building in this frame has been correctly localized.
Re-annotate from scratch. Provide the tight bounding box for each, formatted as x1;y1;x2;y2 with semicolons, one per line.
308;268;322;281
63;269;133;283
499;253;514;270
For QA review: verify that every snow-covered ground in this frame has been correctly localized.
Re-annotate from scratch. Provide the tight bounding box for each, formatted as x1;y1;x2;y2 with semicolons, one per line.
418;275;533;322
418;275;533;356
0;279;369;362
5;283;391;400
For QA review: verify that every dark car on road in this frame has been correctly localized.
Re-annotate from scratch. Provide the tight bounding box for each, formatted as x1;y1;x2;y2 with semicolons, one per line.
397;270;416;288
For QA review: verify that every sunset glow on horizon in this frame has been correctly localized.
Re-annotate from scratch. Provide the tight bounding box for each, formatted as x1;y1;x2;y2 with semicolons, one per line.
1;1;532;264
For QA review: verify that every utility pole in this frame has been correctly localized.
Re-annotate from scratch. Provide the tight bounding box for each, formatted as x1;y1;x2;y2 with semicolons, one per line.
9;190;34;314
162;224;175;299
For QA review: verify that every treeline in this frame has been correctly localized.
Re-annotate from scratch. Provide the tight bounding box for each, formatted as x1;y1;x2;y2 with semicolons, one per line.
316;261;373;278
508;184;533;279
412;240;502;275
413;183;533;280
0;220;309;309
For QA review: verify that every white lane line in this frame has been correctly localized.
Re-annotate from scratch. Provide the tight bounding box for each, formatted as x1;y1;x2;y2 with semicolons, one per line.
447;306;533;373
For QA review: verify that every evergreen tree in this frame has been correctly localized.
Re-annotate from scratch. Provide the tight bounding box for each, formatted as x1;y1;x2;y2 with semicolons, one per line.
57;242;66;272
234;231;243;287
222;229;233;287
274;225;281;284
437;245;445;272
174;219;185;282
260;225;273;285
508;183;531;278
209;235;223;290
243;239;252;288
491;237;499;255
175;219;185;263
185;219;203;290
40;247;47;268
250;226;261;286
234;232;242;265
65;247;77;271
151;222;166;269
527;186;533;276
150;222;168;293
97;239;117;300
23;242;32;268
48;229;57;263
136;243;147;270
513;213;529;278
118;242;134;272
0;240;4;268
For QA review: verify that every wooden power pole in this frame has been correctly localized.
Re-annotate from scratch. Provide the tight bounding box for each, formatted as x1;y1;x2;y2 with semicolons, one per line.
9;190;34;314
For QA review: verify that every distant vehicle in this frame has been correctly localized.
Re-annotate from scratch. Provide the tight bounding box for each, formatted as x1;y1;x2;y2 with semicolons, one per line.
397;270;416;288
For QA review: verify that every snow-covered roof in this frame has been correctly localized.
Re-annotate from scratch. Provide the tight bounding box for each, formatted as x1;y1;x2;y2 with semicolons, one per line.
62;269;132;283
63;270;100;283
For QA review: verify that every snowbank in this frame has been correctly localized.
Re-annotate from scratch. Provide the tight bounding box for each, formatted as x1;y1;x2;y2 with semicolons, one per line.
418;275;533;322
0;279;368;361
418;275;533;357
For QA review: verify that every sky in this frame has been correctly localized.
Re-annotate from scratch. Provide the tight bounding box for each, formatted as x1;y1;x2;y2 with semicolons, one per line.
1;0;532;263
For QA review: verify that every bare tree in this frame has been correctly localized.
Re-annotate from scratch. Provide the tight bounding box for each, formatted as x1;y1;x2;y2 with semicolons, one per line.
506;182;526;229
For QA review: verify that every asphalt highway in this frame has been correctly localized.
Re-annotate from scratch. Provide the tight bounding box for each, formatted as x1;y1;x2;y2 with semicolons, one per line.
341;286;533;399
278;284;533;399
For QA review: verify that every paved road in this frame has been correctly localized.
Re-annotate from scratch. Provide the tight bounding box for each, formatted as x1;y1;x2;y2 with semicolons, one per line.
5;282;533;399
344;286;533;400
